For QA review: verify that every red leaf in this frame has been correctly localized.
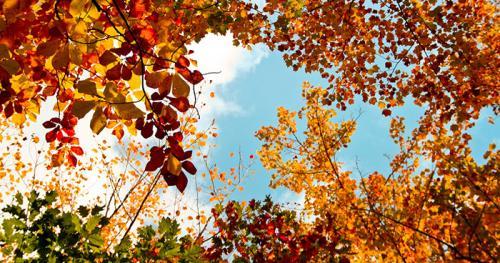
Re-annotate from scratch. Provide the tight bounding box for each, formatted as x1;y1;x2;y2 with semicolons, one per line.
50;117;61;123
382;109;391;116
106;64;121;80
67;153;78;167
4;102;13;118
145;146;165;171
169;97;189;112
176;172;188;192
60;137;72;143
43;120;56;129
174;17;182;26
182;160;197;175
14;103;22;113
169;143;185;160
181;150;192;160
177;67;191;80
189;70;203;85
111;43;132;56
45;129;58;142
56;130;63;141
63;128;75;137
162;172;177;186
105;64;132;81
130;0;148;18
135;117;145;130
173;131;183;142
152;101;163;114
99;50;117;66
154;126;166;139
176;56;190;68
71;146;84;155
141;122;154;138
121;65;132;81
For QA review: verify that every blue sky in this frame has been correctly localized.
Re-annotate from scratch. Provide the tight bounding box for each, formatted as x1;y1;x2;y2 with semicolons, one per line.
193;35;499;204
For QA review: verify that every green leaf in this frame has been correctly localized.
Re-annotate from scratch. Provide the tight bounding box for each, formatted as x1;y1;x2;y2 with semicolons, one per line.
2;218;24;238
72;100;96;119
45;191;57;204
88;234;104;248
85;215;100;233
78;206;89;217
70;214;82;233
163;246;180;258
90;106;106;135
91;205;104;216
181;245;204;262
158;217;179;236
114;236;131;252
14;193;23;205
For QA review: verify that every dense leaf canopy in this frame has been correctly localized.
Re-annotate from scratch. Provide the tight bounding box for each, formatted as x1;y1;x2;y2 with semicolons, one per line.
0;0;498;262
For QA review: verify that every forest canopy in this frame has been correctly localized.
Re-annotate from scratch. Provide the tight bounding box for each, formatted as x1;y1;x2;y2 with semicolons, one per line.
0;0;498;262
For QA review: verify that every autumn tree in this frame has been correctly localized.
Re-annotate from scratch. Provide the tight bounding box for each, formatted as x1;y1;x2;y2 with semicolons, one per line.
257;82;498;262
0;0;498;262
0;0;262;253
252;1;498;261
205;196;351;262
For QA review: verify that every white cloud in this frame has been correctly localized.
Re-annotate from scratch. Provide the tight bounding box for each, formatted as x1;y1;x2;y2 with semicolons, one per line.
189;33;269;86
188;33;269;128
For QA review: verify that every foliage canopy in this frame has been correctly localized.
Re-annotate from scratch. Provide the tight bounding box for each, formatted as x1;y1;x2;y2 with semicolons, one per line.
0;0;498;262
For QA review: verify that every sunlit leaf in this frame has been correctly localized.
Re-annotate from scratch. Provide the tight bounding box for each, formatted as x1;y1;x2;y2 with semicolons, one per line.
90;107;106;134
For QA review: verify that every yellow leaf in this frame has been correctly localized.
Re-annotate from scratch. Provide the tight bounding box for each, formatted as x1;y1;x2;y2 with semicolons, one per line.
87;4;100;19
377;101;386;110
90;107;106;134
11;113;25;126
2;0;19;21
158;42;186;61
70;0;87;17
113;103;145;120
167;154;181;176
73;21;88;36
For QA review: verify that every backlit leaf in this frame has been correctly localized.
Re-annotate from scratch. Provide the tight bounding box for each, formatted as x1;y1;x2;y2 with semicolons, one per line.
113;103;145;120
90;107;106;134
172;74;190;98
36;39;61;57
0;59;19;74
75;80;98;96
167;154;181;176
72;100;96;118
52;45;69;70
